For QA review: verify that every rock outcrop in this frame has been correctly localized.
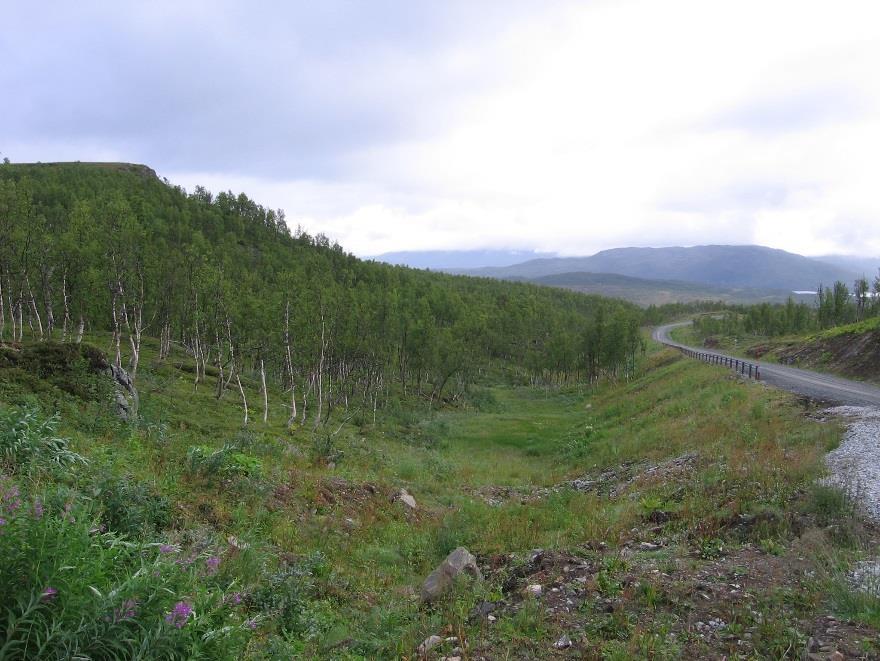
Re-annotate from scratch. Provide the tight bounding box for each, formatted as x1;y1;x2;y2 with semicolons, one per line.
420;547;482;602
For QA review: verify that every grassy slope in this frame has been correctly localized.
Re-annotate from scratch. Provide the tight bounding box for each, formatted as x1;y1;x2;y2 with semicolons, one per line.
3;334;879;658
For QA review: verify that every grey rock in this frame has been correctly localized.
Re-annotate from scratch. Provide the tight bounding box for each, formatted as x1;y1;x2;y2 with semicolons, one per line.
554;634;572;649
420;547;482;602
397;488;417;509
525;584;543;597
105;364;138;420
418;635;443;655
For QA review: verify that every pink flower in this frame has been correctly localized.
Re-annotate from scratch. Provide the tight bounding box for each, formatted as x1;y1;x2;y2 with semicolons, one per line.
159;544;175;554
41;586;58;601
165;601;193;628
205;556;220;574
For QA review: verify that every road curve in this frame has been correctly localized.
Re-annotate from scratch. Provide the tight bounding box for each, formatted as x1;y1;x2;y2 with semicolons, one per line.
653;321;880;407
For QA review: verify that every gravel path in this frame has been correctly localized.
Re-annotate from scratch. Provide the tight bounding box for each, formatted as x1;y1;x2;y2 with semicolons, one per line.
823;406;880;520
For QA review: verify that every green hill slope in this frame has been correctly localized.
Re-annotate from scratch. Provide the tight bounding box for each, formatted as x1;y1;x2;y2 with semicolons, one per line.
0;161;642;410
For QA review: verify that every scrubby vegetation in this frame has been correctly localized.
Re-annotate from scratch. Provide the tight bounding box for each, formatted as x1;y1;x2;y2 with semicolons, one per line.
2;331;879;658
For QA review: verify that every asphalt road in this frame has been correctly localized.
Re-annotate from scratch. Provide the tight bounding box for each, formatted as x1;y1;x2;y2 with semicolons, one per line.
653;321;880;407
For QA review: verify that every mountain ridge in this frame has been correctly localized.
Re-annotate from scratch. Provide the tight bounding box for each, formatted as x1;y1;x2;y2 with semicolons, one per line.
450;244;862;292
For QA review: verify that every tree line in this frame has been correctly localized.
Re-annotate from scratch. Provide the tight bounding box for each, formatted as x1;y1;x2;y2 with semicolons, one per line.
0;162;644;426
691;276;880;340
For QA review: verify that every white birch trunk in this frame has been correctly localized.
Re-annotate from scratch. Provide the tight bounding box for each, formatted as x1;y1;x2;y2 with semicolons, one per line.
236;374;249;426
260;358;268;424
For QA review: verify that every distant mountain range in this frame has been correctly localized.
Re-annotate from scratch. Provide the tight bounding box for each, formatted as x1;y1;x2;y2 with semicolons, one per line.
527;272;811;307
454;245;861;291
373;245;874;306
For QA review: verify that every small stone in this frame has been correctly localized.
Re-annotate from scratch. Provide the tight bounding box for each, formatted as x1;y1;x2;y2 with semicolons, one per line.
487;615;497;622
397;489;417;509
525;584;543;597
553;634;572;649
418;635;443;655
639;542;661;551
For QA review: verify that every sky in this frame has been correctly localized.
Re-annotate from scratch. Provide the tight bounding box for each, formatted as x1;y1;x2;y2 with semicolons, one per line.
3;0;880;258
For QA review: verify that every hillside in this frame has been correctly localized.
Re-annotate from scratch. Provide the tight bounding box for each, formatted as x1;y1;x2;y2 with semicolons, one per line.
0;161;644;407
456;245;861;291
527;271;807;307
4;328;877;657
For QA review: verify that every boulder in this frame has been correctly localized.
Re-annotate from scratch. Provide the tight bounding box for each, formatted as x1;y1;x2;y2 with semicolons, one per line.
397;488;417;509
420;547;482;602
106;364;138;420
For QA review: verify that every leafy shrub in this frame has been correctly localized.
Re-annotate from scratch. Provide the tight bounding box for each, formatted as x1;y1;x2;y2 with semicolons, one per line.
0;476;252;659
250;552;334;635
186;445;263;482
465;386;499;412
94;473;171;538
11;342;112;402
0;406;87;473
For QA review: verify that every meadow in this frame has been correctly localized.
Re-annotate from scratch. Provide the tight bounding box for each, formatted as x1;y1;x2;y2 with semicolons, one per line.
2;332;878;659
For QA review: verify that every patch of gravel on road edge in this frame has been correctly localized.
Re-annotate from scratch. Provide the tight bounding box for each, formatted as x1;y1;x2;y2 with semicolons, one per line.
823;406;880;520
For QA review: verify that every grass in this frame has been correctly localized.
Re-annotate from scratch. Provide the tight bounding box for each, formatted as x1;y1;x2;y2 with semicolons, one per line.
2;331;878;658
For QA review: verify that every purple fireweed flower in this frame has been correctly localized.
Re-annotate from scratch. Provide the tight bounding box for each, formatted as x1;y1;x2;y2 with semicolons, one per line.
165;601;193;628
245;618;258;630
1;480;21;513
0;516;6;526
41;587;58;601
205;556;220;574
33;499;44;519
159;544;175;554
113;598;138;621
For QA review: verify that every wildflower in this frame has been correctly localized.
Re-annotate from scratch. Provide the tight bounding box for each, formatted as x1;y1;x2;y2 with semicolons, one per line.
231;592;242;605
41;587;58;601
0;516;6;526
205;555;221;574
33;499;44;519
0;479;21;514
113;598;138;621
245;618;258;630
159;544;175;554
165;601;193;628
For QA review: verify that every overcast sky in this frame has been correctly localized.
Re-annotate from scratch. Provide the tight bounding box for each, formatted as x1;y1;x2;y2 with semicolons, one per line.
3;0;880;257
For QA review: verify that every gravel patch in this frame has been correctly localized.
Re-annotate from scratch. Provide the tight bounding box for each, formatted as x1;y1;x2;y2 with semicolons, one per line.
824;406;880;520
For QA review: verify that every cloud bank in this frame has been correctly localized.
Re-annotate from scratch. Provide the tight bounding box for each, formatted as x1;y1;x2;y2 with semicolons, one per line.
3;0;879;257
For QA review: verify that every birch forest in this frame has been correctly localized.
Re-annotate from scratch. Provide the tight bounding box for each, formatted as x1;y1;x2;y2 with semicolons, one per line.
0;162;644;425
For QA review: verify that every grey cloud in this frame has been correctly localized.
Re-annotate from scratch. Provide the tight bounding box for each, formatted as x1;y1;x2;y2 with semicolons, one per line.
660;180;808;214
706;86;866;135
1;1;550;178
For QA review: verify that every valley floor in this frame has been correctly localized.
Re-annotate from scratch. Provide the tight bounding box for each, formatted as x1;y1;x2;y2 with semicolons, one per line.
3;337;880;658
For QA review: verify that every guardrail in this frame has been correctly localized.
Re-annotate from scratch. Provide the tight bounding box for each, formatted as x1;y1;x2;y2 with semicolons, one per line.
676;347;761;381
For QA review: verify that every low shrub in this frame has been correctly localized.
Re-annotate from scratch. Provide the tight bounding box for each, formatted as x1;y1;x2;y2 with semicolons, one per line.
0;406;87;474
0;475;252;659
186;444;263;482
94;473;171;538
